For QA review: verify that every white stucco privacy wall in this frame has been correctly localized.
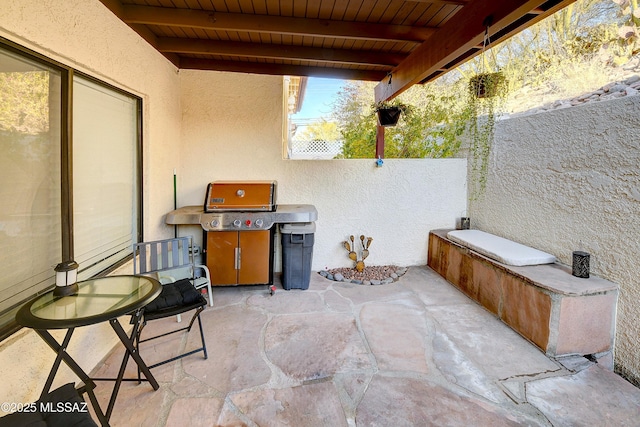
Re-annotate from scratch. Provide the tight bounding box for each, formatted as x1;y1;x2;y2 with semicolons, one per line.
469;95;640;386
177;70;467;271
0;0;182;410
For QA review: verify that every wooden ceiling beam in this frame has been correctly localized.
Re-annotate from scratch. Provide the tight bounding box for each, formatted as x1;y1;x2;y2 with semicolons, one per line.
374;0;577;102
157;37;405;67
179;57;388;81
121;5;433;43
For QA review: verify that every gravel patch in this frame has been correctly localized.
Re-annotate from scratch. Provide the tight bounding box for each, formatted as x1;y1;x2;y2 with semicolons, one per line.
318;265;408;285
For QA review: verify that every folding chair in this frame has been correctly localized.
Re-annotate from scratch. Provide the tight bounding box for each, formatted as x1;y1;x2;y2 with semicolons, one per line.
133;236;213;307
132;237;209;370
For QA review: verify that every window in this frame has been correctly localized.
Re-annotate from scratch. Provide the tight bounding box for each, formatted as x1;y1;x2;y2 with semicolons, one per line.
0;40;141;335
0;46;62;331
73;76;140;279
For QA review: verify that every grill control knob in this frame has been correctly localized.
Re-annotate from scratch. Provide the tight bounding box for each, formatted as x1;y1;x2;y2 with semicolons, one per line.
233;219;241;228
255;219;264;228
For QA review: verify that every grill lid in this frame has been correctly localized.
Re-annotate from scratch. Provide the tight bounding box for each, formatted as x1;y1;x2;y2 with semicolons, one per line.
204;181;277;212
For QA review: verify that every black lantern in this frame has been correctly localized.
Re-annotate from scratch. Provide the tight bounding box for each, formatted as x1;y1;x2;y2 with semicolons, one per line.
572;251;590;279
460;217;471;230
54;260;79;297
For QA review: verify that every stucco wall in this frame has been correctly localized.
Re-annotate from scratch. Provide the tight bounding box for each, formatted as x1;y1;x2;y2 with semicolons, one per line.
178;70;467;271
469;96;640;385
0;0;181;409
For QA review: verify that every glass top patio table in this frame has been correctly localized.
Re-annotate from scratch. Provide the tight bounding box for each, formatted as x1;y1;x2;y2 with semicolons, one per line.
15;275;162;426
16;275;161;329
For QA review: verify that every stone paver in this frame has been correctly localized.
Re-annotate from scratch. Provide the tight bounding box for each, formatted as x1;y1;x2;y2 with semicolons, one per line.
89;265;640;426
360;302;431;373
265;312;372;381
527;364;640;426
227;381;349;427
356;375;542;427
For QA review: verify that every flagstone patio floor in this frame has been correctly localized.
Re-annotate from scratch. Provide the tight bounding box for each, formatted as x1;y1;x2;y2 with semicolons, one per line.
91;265;640;426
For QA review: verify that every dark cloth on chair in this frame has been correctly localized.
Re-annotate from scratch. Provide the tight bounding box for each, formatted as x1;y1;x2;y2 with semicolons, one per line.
135;277;208;370
142;279;206;321
144;279;202;311
0;383;97;427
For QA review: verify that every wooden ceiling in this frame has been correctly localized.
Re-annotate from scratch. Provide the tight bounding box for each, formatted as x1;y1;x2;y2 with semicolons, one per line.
98;0;576;101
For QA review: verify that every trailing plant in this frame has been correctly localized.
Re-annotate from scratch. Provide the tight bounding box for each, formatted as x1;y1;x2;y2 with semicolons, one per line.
372;99;412;114
466;18;508;201
469;72;505;99
465;73;509;201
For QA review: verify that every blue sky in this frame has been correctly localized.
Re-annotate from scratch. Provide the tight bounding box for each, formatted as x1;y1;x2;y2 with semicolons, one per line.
293;77;345;120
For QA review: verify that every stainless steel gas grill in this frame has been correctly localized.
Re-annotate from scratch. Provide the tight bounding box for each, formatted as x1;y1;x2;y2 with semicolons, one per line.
203;181;276;286
165;181;317;287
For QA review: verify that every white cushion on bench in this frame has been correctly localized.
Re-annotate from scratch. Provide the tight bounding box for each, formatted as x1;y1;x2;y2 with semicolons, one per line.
446;230;556;266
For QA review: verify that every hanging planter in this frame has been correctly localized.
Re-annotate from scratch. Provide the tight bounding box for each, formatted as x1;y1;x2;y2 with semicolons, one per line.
469;72;505;99
373;100;411;127
465;16;509;201
376;107;402;126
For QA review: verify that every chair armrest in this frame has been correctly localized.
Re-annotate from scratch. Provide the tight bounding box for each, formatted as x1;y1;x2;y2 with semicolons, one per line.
194;264;211;282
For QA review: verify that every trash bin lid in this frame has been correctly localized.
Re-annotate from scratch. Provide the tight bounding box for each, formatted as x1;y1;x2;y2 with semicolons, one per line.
280;222;316;234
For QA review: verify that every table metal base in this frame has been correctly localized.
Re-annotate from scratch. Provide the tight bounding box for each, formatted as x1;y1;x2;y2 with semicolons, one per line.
35;309;158;427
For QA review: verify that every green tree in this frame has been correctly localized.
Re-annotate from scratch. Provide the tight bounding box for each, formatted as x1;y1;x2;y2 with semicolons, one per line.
332;81;376;158
333;80;471;159
333;0;639;160
294;119;340;143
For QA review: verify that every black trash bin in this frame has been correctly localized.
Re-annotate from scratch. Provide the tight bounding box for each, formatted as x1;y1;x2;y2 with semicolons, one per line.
280;223;315;290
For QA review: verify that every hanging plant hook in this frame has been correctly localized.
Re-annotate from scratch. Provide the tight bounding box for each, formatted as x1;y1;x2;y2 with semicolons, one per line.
482;15;493;31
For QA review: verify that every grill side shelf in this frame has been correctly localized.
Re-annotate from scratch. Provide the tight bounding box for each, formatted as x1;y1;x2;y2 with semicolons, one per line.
165;205;318;228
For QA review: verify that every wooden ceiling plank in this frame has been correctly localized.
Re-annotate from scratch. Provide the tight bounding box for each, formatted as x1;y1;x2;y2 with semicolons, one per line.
374;0;574;102
373;0;403;24
328;0;349;20
223;0;242;13
267;0;293;16
235;0;252;13
305;0;322;18
184;0;207;8
404;3;435;27
363;0;396;24
352;0;378;22
157;36;405;66
428;4;461;26
121;4;434;42
391;1;419;26
210;0;229;12
315;0;332;20
251;0;268;14
179;56;388;80
341;0;364;21
409;0;467;4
